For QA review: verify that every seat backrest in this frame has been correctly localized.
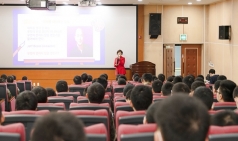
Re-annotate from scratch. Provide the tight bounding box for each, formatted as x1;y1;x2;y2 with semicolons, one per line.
153;96;167;102
7;83;18;97
70;103;110;114
68;85;87;95
85;123;108;141
2;110;50;115
209;133;238;141
48;96;74;110
114;102;133;115
114;93;123;97
113;85;125;93
10;97;16;111
213;102;237;110
77;96;89;103
0;123;25;141
117;124;156;141
57;92;80;103
3;114;43;141
209;126;238;135
23;80;32;91
0;84;9;111
37;103;65;111
16;82;25;93
116;110;146;131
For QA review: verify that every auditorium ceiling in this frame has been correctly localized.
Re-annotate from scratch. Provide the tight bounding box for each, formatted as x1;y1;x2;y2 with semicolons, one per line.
0;0;223;5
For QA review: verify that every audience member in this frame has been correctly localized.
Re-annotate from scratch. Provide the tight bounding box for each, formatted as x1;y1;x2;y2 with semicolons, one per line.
0;78;12;99
118;78;126;85
12;75;16;81
209;69;219;84
119;75;127;81
87;75;93;82
183;75;194;89
217;80;236;102
166;76;174;82
211;110;238;126
138;78;142;83
73;75;82;85
123;83;134;97
190;81;206;96
93;77;108;90
81;73;88;83
31;112;86;141
193;86;214;110
22;76;28;80
45;88;56;97
233;86;238;109
16;91;37;110
158;74;165;83
152;75;158;81
154;94;210;141
133;76;139;82
100;73;108;80
116;74;121;81
143;101;160;124
172;82;190;95
161;82;173;96
197;74;204;80
56;80;68;92
125;89;132;104
32;86;48;103
0;74;7;82
130;85;153;111
214;80;221;94
86;82;105;103
217;75;227;81
141;73;153;85
152;80;163;93
132;73;139;81
7;75;14;83
173;76;182;84
195;77;204;82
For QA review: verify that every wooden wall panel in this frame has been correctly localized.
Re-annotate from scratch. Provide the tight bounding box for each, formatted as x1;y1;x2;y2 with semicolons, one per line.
0;69;131;90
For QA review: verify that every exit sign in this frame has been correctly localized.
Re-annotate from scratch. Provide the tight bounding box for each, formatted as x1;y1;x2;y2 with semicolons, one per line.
177;17;188;24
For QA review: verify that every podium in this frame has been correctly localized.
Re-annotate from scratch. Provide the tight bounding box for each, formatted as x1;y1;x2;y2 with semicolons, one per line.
130;61;156;77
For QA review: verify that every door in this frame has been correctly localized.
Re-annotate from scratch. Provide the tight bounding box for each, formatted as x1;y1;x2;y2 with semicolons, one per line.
181;44;201;77
163;47;174;78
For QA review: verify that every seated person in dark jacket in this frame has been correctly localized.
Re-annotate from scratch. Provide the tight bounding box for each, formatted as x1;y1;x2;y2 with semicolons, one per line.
209;69;219;84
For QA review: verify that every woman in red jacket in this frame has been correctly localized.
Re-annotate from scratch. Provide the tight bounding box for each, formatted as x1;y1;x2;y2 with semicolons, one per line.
114;50;126;75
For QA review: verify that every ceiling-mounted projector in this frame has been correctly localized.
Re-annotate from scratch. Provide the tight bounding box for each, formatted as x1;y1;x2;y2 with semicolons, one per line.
28;0;56;11
78;0;97;7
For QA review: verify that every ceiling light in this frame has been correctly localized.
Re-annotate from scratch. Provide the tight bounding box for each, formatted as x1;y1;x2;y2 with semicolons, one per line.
138;0;143;1
188;2;192;5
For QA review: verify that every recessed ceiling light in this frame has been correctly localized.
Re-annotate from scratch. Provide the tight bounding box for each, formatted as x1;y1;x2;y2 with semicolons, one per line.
188;2;192;5
197;0;201;1
138;0;143;1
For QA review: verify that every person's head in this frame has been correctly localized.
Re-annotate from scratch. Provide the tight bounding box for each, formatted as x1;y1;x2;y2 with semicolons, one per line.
166;76;174;82
125;89;132;103
190;81;206;96
172;82;190;95
22;76;28;80
86;82;105;103
197;75;204;80
152;75;158;81
16;91;37;110
117;49;123;56
173;76;182;84
56;80;68;92
130;85;153;111
152;80;163;93
100;73;108;80
161;82;173;96
7;75;14;83
214;80;221;94
158;74;165;83
0;104;5;124
116;74;121;81
134;76;139;82
183;75;194;89
81;73;88;83
193;86;214;110
93;77;108;90
118;78;126;85
119;75;127;81
195;77;204;82
73;75;82;85
209;69;216;76
87;75;93;82
211;110;238;126
32;86;48;103
217;75;227;81
123;83;135;97
12;75;16;80
138;78;142;83
154;94;210;141
142;73;153;84
75;28;84;46
0;74;7;82
144;102;160;124
217;80;236;102
45;88;56;97
31;112;86;141
132;73;139;80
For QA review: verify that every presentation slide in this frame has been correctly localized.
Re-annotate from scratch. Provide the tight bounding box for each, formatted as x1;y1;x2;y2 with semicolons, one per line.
0;6;137;68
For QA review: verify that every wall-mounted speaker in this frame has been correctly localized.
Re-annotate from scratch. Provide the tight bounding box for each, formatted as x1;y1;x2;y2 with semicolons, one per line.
219;26;231;40
149;13;161;39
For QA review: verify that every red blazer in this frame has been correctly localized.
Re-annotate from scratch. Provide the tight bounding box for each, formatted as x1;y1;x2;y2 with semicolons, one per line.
114;56;126;75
